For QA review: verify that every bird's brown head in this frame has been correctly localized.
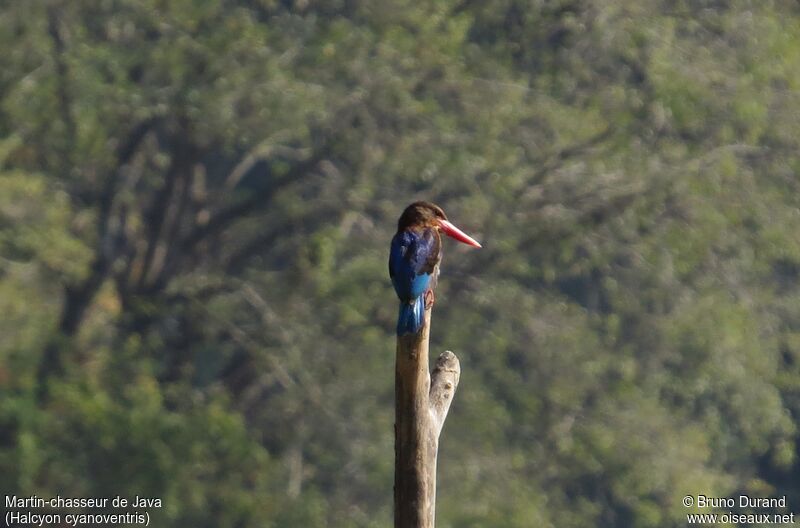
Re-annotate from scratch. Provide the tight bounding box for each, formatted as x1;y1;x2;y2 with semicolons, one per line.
397;201;447;231
396;201;482;248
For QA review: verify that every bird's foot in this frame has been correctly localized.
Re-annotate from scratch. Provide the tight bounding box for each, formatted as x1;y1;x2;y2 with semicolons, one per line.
424;289;435;309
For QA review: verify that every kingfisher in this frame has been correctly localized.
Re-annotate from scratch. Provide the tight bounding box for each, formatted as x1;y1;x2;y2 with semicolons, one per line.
389;201;481;336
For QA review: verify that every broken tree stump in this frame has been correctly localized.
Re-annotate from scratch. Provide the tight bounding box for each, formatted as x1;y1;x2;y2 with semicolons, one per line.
394;307;461;528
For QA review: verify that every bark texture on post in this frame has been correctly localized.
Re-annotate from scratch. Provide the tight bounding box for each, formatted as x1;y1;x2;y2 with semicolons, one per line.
395;308;461;528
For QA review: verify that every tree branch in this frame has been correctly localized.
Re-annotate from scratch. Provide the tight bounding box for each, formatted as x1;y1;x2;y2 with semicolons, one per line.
136;138;192;289
149;163;194;290
46;6;76;168
98;117;161;262
429;350;461;438
528;126;614;186
222;132;303;192
180;142;331;254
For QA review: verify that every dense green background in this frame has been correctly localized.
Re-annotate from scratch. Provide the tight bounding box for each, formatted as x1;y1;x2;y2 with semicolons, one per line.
2;1;800;526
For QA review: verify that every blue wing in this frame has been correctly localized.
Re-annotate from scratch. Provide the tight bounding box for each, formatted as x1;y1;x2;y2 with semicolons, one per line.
388;229;439;302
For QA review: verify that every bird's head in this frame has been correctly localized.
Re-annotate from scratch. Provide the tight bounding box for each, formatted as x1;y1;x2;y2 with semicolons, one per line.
397;201;482;248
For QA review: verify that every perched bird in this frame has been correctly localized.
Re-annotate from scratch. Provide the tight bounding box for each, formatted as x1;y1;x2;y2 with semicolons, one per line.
389;201;481;336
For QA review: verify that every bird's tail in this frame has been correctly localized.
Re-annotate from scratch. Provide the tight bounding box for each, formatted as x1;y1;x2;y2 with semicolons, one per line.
397;296;425;336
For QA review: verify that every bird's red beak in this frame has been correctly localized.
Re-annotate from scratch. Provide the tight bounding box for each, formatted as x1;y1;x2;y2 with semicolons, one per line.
438;219;482;248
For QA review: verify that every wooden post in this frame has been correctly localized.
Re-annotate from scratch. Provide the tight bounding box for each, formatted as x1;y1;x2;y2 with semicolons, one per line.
395;307;461;528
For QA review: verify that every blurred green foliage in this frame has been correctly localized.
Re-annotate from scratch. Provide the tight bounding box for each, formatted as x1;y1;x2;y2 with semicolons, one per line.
2;1;800;526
